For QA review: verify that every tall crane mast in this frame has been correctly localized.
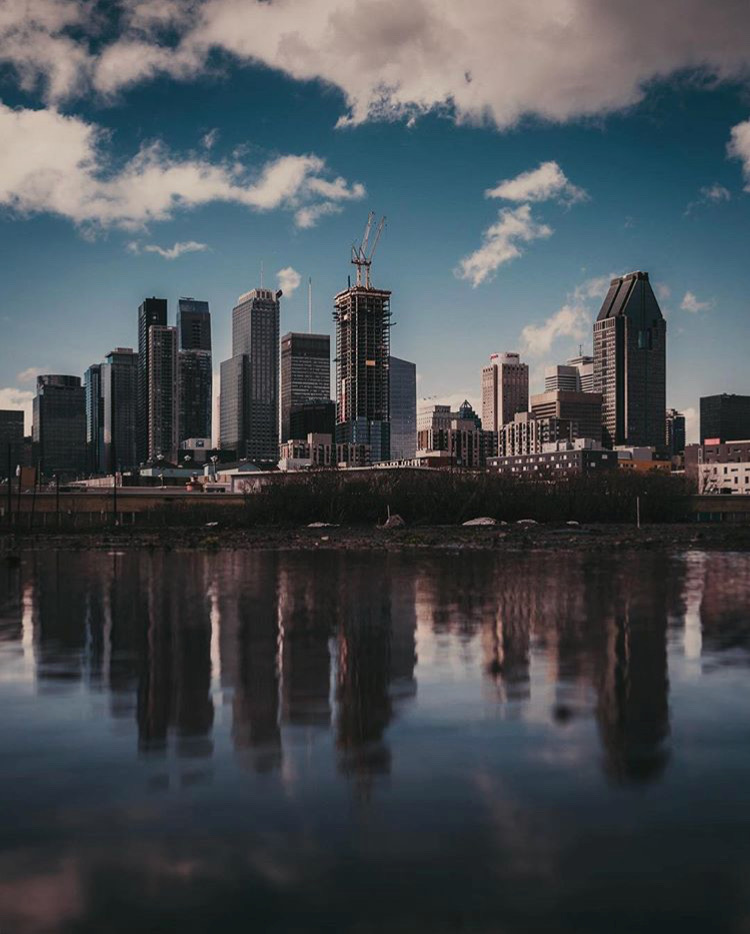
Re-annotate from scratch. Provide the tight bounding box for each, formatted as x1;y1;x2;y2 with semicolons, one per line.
351;212;386;288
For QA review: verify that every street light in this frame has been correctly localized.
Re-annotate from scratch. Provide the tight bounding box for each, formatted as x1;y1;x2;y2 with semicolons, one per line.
156;453;165;488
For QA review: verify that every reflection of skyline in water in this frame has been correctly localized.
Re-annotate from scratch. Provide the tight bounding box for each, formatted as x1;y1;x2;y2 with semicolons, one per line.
2;549;750;934
3;550;748;788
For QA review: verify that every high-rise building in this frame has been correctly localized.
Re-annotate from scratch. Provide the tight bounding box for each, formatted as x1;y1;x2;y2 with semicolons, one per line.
700;394;750;443
500;411;575;456
220;288;280;463
289;400;336;440
334;281;391;463
280;332;330;442
137;297;167;464
177;298;212;445
84;363;103;474
530;390;603;445
417;400;495;467
101;348;139;472
388;355;417;460
666;408;686;455
147;326;178;463
0;410;24;472
32;375;86;480
481;352;529;440
567;354;595;393
594;271;666;448
544;364;580;393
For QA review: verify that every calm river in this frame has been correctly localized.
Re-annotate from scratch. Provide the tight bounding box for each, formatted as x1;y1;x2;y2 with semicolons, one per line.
1;549;749;932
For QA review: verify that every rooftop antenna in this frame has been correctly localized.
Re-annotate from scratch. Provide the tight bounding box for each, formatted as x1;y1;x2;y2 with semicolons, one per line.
351;212;386;288
308;277;312;333
578;343;582;357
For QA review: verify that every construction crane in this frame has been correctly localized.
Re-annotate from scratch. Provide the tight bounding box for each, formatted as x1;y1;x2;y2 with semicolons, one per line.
351;211;386;288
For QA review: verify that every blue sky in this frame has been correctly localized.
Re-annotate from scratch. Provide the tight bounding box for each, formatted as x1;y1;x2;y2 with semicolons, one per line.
1;1;750;443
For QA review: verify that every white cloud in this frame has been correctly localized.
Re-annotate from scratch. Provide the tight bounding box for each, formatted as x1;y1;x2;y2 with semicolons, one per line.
0;387;34;431
130;240;210;259
684;182;731;215
202;128;219;150
7;1;750;129
656;283;671;302
456;204;553;287
276;266;301;297
520;304;589;358
728;118;750;190
680;291;713;313
16;367;41;384
683;406;698;445
0;101;365;231
486;161;587;205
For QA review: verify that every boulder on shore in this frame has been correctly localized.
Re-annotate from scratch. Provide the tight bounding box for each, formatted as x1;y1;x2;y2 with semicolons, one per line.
516;518;538;526
463;517;497;527
383;514;406;529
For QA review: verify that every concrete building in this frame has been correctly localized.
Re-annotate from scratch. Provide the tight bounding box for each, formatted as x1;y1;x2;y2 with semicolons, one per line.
177;298;212;445
32;375;86;480
500;411;574;457
686;439;750;490
101;348;139;473
666;408;686;455
417;400;491;468
220;288;280;464
594;271;666;449
489;439;617;478
146;326;178;464
280;332;330;443
0;409;24;472
481;352;529;439
137;297;168;464
700;394;750;443
279;433;334;471
567;354;595;393
388;355;417;460
334;277;391;463
84;363;103;474
697;460;750;494
530;390;603;445
544;365;580;393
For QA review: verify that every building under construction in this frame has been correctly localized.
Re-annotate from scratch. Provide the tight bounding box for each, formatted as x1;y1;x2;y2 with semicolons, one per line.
333;214;392;462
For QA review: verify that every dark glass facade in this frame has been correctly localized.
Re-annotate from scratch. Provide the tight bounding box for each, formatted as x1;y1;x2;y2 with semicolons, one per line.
289;400;336;440
147;327;178;463
594;271;666;449
280;332;330;442
84;364;103;474
177;298;212;444
700;394;750;443
388;356;416;460
137;297;168;464
102;348;138;472
0;409;24;474
177;299;212;352
32;375;86;480
666;408;686;455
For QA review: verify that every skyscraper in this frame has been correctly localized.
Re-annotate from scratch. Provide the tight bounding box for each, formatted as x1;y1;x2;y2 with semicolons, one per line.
32;375;86;480
334;272;391;462
666;408;686;455
594;271;666;449
137;297;167;464
101;348;139;472
177;298;212;444
481;352;529;435
544;364;580;393
280;332;331;442
700;394;750;443
388;355;417;460
530;390;603;444
567;354;595;393
147;326;178;463
84;363;103;474
220;288;280;463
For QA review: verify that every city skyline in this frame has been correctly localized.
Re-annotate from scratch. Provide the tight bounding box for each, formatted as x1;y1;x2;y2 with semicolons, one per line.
3;4;750;443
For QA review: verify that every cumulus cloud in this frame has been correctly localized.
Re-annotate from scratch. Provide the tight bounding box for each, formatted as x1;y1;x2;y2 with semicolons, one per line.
0;101;365;231
656;283;672;302
520;305;590;358
6;0;750;129
728;118;750;189
276;266;301;297
456;204;553;287
16;366;41;384
684;182;731;215
128;240;210;259
680;291;713;313
486;161;588;206
202;128;219;150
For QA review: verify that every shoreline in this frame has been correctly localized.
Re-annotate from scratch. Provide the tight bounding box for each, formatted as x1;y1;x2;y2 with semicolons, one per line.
2;522;749;555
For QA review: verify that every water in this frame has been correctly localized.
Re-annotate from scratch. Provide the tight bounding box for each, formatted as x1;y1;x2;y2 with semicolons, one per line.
0;549;749;933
